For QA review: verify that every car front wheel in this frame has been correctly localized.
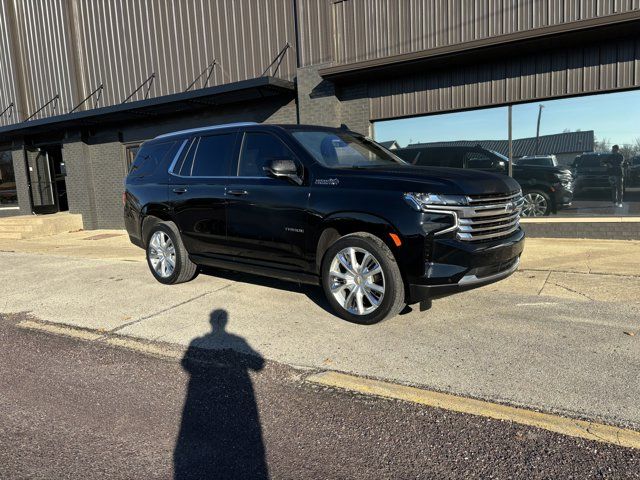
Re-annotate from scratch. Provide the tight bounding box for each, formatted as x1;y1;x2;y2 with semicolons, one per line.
321;233;405;325
521;190;551;216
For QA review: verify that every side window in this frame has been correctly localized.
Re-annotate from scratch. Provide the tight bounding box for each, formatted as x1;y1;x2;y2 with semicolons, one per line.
238;132;293;177
180;133;236;177
128;141;178;177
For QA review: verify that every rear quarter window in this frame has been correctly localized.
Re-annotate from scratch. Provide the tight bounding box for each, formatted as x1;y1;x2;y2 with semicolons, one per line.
128;140;179;178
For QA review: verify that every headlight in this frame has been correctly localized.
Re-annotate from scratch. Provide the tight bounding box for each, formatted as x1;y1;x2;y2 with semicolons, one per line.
404;192;468;211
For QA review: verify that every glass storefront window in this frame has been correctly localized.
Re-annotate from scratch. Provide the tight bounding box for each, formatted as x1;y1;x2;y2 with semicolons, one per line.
0;151;18;207
375;89;640;217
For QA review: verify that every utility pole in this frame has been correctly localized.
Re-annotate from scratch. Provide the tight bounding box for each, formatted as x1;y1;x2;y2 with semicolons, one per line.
508;105;513;177
535;104;545;156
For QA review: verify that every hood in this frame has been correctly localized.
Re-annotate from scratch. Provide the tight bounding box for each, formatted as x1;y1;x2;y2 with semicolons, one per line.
330;164;521;196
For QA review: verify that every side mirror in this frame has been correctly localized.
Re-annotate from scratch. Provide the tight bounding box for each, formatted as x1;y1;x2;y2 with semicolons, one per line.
264;158;302;185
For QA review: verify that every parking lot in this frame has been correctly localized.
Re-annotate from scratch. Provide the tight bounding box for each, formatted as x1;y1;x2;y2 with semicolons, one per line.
1;231;639;430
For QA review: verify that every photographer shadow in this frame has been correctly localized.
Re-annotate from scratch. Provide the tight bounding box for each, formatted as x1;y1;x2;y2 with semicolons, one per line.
173;309;268;480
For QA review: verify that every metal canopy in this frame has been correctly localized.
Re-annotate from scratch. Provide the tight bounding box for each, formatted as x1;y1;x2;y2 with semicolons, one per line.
0;77;295;142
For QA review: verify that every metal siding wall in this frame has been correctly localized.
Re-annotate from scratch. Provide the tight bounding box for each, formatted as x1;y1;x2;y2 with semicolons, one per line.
369;37;640;120
0;1;19;126
8;0;77;120
328;0;640;65
0;0;296;126
74;0;296;107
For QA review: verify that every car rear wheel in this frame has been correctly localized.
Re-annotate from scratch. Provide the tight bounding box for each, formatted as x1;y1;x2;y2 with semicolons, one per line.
146;221;198;285
321;233;405;325
521;190;551;216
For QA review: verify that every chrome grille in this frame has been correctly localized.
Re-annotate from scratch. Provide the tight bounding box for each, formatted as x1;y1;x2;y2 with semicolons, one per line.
457;191;524;241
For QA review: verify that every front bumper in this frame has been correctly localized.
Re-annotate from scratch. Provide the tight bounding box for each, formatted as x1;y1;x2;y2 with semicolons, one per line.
553;184;573;209
407;228;525;303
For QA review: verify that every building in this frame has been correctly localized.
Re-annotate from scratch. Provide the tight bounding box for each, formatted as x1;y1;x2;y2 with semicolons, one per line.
1;1;639;230
379;140;400;150
407;131;595;165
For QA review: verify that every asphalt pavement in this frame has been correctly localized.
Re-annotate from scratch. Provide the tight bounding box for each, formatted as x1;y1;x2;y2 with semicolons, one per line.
1;313;639;480
1;247;639;430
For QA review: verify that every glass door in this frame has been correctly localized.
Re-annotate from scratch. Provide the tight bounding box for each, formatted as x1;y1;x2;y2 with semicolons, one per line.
27;149;58;214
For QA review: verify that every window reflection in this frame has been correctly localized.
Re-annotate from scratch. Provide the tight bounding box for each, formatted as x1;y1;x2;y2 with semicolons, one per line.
376;90;640;217
0;151;17;207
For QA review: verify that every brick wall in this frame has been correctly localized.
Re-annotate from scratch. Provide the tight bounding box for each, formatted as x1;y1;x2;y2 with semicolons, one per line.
264;99;297;124
297;64;372;135
339;82;371;136
522;221;640;240
88;142;127;229
64;141;98;228
297;64;342;127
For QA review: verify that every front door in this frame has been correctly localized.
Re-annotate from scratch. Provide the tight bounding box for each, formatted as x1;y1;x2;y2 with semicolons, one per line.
26;148;58;214
225;131;309;272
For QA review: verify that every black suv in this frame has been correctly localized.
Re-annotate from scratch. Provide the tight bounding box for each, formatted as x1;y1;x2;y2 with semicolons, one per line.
125;123;525;324
396;145;574;217
571;153;625;194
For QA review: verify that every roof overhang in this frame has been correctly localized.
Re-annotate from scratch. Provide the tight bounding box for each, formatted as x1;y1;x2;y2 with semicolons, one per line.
0;76;295;142
320;11;640;82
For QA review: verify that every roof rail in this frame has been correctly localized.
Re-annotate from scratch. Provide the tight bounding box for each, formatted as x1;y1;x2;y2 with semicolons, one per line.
154;122;259;139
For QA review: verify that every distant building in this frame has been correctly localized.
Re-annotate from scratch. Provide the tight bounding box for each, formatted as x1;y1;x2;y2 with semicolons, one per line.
407;131;595;166
379;140;400;150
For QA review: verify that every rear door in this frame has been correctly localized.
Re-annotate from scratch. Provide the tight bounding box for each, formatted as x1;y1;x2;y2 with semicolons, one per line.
225;130;310;271
170;130;239;257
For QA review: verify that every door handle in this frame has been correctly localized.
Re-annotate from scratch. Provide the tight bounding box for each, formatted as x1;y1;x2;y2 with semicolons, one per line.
227;189;249;196
172;187;188;194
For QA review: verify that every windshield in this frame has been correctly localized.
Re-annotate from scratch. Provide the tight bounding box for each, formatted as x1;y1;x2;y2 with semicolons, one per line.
291;130;406;168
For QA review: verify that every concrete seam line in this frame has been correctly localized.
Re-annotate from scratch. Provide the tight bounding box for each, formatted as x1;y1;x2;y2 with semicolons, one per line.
16;319;185;359
16;319;104;341
105;283;234;336
306;371;640;451
520;267;640;279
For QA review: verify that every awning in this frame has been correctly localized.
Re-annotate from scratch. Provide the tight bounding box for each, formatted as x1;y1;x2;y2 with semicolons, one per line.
0;76;295;142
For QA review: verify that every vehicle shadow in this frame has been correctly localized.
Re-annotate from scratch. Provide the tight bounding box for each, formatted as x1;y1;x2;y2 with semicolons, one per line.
173;309;269;480
199;266;335;316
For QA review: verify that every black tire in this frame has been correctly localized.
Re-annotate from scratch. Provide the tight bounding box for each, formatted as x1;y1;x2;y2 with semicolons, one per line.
522;189;552;217
321;232;405;325
146;221;198;285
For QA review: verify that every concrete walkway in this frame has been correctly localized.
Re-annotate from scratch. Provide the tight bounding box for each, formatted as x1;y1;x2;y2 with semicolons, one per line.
2;231;639;428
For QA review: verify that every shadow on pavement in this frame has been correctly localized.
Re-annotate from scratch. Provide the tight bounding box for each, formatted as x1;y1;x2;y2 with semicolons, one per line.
173;309;269;480
199;266;334;315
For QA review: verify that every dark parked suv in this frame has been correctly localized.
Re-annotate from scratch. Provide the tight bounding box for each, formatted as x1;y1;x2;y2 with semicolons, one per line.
125;123;525;324
396;145;574;216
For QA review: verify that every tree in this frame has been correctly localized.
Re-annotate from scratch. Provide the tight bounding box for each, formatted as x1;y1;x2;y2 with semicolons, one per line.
593;137;611;153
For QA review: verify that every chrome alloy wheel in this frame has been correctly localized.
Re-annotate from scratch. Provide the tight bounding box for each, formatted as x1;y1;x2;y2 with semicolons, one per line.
329;247;385;316
521;192;548;217
148;231;176;278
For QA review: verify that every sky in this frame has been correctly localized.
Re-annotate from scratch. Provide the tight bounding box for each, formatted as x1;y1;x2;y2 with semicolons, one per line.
374;89;640;148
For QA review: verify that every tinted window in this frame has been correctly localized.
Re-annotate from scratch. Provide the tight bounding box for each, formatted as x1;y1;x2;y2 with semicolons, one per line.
464;151;499;170
182;133;236;177
238;132;292;177
575;156;605;168
517;157;554;167
128;141;178;177
407;148;463;168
